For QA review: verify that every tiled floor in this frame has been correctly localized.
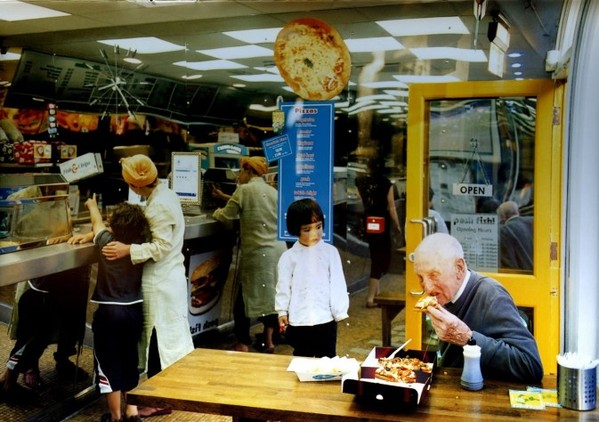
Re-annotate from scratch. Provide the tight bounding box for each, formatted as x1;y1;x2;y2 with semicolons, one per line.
0;272;406;422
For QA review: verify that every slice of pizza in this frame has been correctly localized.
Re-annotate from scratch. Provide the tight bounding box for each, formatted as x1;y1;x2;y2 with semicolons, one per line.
274;18;351;101
414;295;439;312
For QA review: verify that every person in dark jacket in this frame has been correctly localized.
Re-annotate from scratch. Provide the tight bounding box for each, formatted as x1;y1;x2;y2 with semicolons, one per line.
413;233;543;383
497;200;533;271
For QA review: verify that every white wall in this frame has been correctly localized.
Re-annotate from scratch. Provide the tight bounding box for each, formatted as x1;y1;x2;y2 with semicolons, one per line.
564;0;599;361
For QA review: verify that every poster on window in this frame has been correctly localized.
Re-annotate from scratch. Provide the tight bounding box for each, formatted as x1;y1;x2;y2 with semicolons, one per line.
451;213;499;272
277;101;334;243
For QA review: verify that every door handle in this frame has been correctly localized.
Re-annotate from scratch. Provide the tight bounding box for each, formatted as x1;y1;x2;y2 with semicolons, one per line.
410;218;430;238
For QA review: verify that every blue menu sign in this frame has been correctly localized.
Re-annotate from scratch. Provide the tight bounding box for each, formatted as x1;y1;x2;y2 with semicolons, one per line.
277;101;334;243
262;133;293;162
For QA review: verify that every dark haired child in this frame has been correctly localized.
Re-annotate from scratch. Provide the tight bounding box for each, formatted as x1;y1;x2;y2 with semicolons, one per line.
275;198;349;358
84;194;151;422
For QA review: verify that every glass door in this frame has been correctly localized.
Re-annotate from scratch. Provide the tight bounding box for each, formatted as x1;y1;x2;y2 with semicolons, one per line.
405;80;561;373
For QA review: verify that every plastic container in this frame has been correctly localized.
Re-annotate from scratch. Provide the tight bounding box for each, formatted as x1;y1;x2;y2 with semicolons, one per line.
558;364;597;410
461;343;484;391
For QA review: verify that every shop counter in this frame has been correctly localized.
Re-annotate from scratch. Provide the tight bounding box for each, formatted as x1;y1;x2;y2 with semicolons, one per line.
129;348;599;421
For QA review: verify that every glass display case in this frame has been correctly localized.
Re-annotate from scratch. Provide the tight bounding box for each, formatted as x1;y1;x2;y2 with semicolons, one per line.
0;173;72;254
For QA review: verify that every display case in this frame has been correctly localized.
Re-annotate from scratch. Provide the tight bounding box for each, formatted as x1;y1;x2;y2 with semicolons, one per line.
0;173;72;254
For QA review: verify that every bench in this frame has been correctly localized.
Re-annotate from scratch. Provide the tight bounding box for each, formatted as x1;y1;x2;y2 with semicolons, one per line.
373;291;406;346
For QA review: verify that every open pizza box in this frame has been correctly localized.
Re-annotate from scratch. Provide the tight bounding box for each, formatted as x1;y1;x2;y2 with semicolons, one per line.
342;346;437;408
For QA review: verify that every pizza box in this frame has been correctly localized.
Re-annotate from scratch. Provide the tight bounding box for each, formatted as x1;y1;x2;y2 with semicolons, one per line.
342;346;437;408
287;356;360;382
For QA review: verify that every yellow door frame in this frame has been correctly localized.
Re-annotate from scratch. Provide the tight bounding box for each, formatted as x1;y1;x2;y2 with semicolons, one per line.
405;79;562;374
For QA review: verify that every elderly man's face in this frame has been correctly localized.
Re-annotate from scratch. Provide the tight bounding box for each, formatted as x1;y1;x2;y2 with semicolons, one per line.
414;257;465;305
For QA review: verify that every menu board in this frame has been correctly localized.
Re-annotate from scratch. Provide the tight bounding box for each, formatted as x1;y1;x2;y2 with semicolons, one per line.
277;101;334;243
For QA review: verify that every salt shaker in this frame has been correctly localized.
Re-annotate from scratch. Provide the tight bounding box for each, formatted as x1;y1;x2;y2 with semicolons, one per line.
461;339;484;391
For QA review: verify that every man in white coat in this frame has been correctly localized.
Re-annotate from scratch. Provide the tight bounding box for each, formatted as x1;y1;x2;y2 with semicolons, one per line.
103;154;194;418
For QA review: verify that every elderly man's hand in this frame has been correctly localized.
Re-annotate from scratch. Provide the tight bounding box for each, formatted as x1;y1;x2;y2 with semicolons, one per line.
427;306;472;346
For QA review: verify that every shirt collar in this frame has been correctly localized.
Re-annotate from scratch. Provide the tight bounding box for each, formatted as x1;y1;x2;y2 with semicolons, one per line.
450;269;471;304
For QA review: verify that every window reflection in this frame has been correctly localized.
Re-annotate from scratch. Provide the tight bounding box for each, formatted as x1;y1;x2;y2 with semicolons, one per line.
428;97;535;274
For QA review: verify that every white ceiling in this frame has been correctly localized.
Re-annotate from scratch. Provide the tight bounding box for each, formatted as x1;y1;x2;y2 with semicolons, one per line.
0;0;564;121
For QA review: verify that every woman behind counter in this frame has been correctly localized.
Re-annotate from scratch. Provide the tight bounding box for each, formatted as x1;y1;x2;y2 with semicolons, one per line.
212;156;286;354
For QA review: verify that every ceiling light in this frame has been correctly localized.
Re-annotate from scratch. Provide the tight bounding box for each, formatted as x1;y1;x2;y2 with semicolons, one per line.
173;60;247;71
0;0;70;21
197;45;272;60
123;57;142;64
344;37;404;53
223;28;282;44
393;74;460;83
383;89;409;97
360;81;408;89
98;37;184;54
376;16;469;37
249;104;279;112
410;47;487;62
181;74;203;80
348;104;387;116
230;74;284;82
356;94;396;102
233;83;246;88
254;66;280;74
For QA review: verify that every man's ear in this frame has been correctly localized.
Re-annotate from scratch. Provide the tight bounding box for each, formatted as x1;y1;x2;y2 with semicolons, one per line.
455;257;467;276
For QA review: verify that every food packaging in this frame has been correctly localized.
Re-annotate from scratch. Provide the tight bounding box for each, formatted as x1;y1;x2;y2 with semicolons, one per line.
287;356;360;382
58;152;104;182
342;346;437;408
13;140;52;163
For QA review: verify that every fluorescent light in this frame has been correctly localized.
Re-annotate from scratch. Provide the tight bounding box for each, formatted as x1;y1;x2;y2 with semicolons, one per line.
249;104;279;112
360;81;409;89
0;0;70;21
181;74;203;80
410;47;487;62
344;37;403;53
123;57;142;64
230;74;284;82
254;66;280;74
224;28;282;44
98;37;184;54
348;104;387;116
197;45;272;60
173;60;247;71
393;74;460;83
377;17;469;37
377;108;405;114
0;52;21;61
356;94;397;102
233;83;246;88
383;89;409;97
380;101;408;107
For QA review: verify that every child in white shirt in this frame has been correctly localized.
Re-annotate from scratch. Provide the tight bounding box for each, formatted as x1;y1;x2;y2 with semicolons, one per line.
275;198;349;357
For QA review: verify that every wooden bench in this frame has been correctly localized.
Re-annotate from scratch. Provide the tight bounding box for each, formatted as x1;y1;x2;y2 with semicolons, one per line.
373;291;406;346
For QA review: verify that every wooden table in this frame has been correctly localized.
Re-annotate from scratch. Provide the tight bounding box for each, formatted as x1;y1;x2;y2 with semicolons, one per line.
373;292;406;346
128;348;598;421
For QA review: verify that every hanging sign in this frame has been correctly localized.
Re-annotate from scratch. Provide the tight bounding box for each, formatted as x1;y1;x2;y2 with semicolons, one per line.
277;101;334;243
453;183;493;197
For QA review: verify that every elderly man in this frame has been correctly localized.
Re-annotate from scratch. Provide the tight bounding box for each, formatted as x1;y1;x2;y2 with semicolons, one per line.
413;233;543;383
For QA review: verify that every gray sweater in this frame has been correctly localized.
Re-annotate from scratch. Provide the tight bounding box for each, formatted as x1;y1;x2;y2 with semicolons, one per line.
440;271;543;383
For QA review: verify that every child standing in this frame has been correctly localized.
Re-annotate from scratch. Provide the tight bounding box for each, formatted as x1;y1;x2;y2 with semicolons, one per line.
75;194;151;422
275;198;349;358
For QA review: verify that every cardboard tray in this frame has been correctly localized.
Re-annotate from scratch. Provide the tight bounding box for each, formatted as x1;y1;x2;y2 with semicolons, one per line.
342;346;437;408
